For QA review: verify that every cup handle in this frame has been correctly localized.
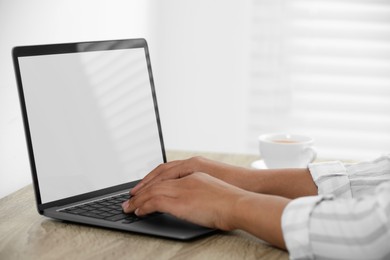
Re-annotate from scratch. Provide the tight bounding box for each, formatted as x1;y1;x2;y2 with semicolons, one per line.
304;147;317;163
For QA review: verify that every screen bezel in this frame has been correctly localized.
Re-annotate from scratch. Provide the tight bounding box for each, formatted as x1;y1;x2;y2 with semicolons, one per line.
12;39;167;213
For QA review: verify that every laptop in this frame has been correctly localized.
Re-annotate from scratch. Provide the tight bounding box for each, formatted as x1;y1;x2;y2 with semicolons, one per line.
12;38;215;240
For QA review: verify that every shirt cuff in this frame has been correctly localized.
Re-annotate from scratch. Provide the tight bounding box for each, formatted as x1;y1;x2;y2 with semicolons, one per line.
308;161;352;198
282;195;333;260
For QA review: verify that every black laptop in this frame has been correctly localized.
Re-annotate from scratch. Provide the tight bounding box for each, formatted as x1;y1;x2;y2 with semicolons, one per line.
12;38;214;240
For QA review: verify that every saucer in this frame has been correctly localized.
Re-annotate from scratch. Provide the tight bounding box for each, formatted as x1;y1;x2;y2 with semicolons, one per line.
250;160;268;169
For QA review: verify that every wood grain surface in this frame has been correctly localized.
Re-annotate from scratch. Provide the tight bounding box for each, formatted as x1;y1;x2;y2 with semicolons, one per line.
0;151;288;260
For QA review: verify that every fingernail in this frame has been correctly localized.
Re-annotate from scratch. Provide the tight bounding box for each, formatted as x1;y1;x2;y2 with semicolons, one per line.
135;208;140;216
122;200;129;209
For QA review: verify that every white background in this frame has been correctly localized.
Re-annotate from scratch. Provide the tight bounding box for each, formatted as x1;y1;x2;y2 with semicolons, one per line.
0;0;250;199
2;0;390;199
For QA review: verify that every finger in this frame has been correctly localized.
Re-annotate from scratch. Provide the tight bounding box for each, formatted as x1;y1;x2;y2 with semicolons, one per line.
131;160;182;195
133;164;188;196
132;160;192;195
134;196;178;216
124;180;179;213
121;198;137;213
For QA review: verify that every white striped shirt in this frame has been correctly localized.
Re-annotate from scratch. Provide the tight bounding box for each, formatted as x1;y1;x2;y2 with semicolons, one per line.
281;154;390;260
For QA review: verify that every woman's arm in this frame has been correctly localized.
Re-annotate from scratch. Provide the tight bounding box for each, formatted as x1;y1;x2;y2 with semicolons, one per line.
131;156;318;199
122;156;390;257
246;168;318;198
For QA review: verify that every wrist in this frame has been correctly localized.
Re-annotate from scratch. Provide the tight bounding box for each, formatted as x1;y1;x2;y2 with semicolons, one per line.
222;190;256;231
230;192;254;230
229;191;290;249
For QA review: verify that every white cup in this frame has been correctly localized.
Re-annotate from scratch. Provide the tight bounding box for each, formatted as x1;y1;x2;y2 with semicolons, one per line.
258;133;317;169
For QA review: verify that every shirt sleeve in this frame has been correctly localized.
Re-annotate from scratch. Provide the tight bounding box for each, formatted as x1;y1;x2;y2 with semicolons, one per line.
309;154;390;199
281;155;390;260
308;161;352;199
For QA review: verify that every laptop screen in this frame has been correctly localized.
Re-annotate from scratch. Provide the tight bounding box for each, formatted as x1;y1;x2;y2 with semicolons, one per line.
17;42;164;203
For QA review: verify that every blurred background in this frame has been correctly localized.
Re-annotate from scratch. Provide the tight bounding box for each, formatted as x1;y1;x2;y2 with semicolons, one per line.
1;0;390;198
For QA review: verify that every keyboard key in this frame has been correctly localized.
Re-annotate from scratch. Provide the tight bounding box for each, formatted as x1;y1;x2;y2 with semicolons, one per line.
108;209;123;214
88;203;102;208
105;213;129;222
79;212;106;219
99;212;115;217
64;209;87;215
90;209;105;214
98;202;112;206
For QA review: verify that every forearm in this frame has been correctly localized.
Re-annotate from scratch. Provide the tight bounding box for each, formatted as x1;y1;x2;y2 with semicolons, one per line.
197;157;257;191
245;168;318;199
197;157;318;199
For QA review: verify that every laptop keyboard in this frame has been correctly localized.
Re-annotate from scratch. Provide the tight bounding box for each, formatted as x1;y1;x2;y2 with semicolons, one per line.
59;193;144;224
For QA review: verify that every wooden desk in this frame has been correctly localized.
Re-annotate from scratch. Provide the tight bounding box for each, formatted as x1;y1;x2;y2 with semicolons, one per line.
0;151;288;260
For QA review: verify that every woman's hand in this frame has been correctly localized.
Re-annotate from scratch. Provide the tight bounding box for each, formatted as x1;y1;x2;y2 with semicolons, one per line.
120;156;317;249
130;157;203;195
123;172;246;231
122;171;290;249
130;156;253;196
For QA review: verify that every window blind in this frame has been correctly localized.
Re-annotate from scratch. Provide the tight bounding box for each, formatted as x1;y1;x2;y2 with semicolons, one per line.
248;0;390;160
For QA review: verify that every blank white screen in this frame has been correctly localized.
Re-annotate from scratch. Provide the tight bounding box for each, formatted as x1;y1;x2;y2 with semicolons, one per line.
19;47;164;203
